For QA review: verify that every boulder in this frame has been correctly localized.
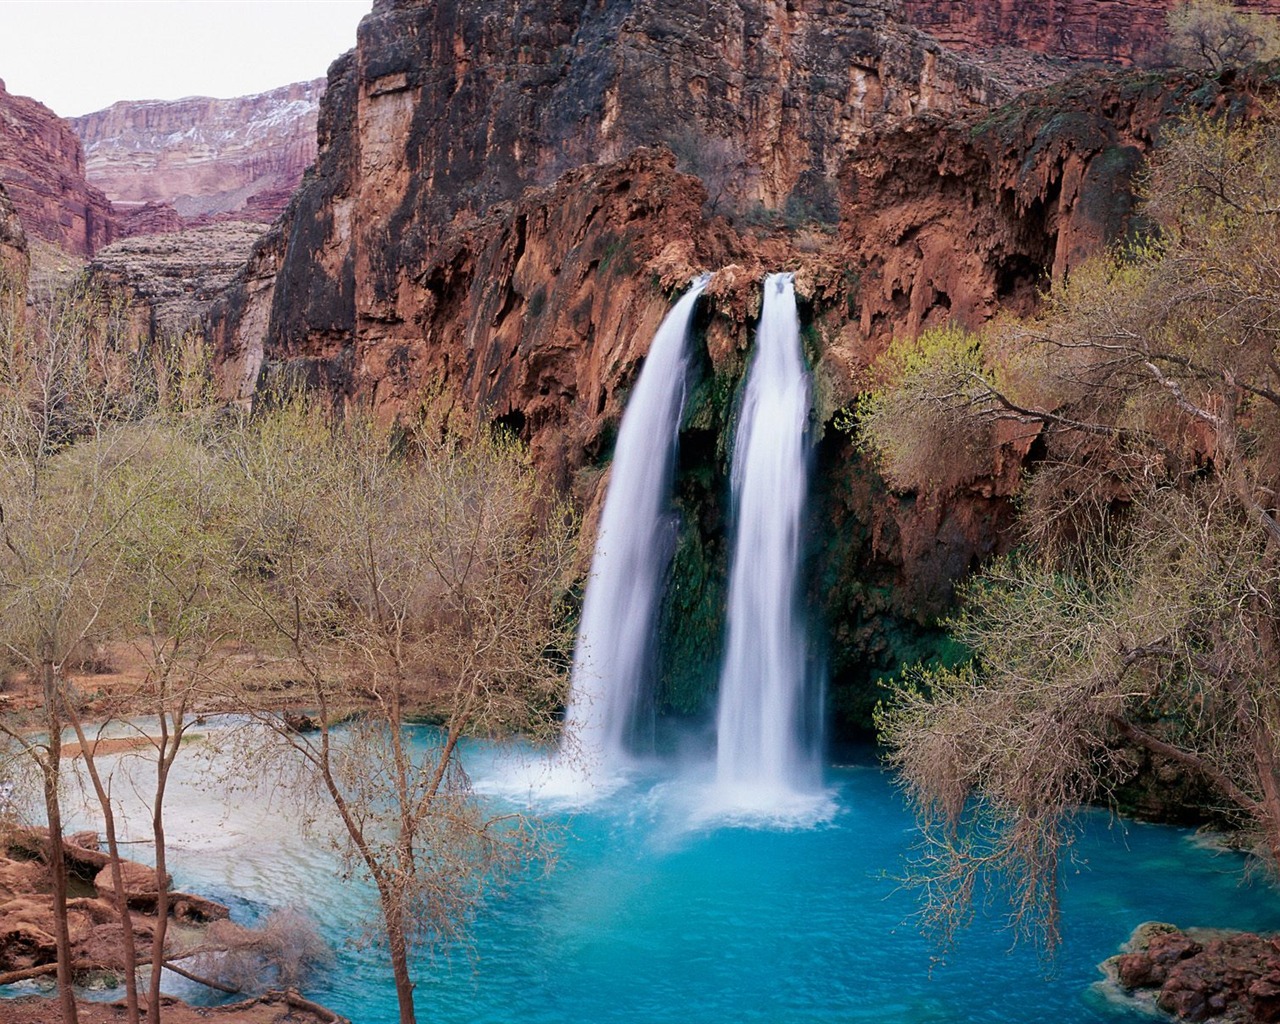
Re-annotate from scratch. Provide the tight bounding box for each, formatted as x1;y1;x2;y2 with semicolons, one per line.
93;859;171;908
1109;923;1280;1023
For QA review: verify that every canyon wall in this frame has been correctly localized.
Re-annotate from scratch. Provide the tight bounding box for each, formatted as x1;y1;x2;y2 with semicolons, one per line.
205;0;1280;731
898;0;1280;64
88;222;263;345
70;80;324;226
0;180;28;288
211;0;1032;414
0;79;115;255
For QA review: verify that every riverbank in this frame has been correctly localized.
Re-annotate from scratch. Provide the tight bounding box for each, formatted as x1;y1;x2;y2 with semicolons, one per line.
5;989;348;1023
0;826;345;1022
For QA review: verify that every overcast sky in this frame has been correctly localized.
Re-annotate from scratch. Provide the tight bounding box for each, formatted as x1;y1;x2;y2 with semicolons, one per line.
0;1;371;117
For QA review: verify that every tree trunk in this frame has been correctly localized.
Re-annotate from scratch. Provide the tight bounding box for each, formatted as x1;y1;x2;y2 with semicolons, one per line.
384;900;417;1024
69;713;141;1024
41;659;79;1024
148;728;177;1022
78;750;141;1023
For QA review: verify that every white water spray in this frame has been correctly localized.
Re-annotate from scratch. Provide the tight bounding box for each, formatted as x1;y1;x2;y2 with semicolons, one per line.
712;272;820;808
560;276;709;782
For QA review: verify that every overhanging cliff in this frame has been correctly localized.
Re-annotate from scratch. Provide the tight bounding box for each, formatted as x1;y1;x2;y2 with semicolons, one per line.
206;0;1280;732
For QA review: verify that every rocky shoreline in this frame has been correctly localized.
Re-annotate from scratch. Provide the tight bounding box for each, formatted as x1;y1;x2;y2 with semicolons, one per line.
1103;922;1280;1023
0;826;346;1023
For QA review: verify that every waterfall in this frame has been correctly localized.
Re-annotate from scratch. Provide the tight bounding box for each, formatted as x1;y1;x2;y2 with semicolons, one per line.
713;272;820;805
561;276;709;778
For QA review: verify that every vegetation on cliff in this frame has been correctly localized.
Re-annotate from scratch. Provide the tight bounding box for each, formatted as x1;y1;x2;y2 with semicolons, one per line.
1167;0;1280;68
862;111;1280;948
0;272;578;1022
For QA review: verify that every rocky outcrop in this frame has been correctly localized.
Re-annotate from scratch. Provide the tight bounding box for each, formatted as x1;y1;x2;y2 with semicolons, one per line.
0;828;228;976
0;78;115;256
1106;923;1280;1022
839;64;1280;359
117;201;182;238
0;179;28;289
898;0;1280;65
71;80;324;226
211;146;735;451
89;222;264;345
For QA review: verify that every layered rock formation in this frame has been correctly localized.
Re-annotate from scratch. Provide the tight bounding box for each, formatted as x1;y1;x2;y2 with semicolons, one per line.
71;80;324;226
0;79;115;256
898;0;1280;64
88;222;263;345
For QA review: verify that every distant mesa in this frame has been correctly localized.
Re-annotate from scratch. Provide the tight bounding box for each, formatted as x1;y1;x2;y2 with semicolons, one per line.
0;77;324;262
69;79;325;229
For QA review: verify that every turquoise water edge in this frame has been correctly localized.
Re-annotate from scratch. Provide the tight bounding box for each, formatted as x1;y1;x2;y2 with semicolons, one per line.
6;734;1278;1022
125;741;1280;1021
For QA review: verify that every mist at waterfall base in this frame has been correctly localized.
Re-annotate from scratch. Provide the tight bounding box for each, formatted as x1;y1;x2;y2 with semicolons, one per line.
24;730;1280;1024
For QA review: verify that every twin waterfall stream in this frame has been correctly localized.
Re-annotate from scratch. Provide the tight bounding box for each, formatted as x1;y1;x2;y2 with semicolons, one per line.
27;275;1280;1024
562;272;820;813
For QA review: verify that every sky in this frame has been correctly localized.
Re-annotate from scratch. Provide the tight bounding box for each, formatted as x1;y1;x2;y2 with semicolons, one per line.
0;1;372;117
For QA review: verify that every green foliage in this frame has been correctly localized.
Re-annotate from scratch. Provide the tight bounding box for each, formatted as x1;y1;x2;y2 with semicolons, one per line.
656;515;726;716
856;324;998;494
597;236;637;277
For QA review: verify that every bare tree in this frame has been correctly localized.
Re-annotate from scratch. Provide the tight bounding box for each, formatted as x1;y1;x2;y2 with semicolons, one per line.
861;112;1280;948
70;414;246;1020
1165;0;1280;68
228;399;578;1024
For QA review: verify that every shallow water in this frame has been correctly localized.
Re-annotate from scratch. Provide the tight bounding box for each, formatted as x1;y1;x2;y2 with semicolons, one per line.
10;731;1279;1022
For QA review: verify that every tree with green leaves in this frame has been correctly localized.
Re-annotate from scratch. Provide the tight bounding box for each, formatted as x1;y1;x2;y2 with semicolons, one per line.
861;112;1280;948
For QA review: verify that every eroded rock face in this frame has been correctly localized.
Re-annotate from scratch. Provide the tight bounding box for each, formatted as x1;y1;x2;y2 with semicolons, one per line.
210;0;1042;428
899;0;1280;64
70;80;324;226
0;179;28;288
88;222;264;345
839;65;1280;359
0;78;116;256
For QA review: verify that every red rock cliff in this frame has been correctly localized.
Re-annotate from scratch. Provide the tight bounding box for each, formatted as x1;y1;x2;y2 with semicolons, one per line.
209;0;1031;417
898;0;1280;64
204;0;1280;725
838;65;1280;359
70;80;324;226
0;180;28;289
0;78;116;256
